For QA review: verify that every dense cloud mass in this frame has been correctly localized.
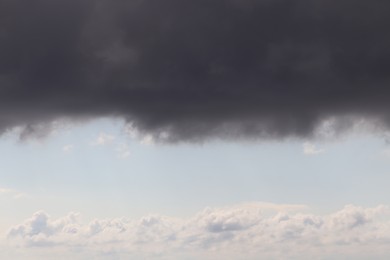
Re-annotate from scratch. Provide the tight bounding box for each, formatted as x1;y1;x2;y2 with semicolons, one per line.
6;203;390;259
1;0;390;141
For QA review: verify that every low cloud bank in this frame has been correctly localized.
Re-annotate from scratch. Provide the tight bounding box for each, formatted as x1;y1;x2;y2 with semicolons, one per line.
6;203;390;259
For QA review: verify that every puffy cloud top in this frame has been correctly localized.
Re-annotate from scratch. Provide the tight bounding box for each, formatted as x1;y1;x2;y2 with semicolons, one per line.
7;203;390;259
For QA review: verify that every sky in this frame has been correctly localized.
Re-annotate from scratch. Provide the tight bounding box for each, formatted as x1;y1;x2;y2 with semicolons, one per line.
1;0;390;259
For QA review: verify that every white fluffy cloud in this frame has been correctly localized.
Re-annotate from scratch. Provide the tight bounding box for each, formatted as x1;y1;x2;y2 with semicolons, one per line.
6;203;390;259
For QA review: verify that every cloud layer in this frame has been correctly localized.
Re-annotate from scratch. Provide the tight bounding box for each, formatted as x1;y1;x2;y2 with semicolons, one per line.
6;203;390;259
1;0;390;141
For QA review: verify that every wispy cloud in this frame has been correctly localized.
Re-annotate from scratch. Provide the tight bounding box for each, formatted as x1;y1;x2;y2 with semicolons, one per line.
89;132;131;158
0;187;28;200
125;123;169;145
303;142;324;155
62;144;74;153
90;133;115;146
116;143;130;159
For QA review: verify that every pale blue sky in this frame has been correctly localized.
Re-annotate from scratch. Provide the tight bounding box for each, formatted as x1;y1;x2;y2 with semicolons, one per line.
2;119;390;259
1;118;390;221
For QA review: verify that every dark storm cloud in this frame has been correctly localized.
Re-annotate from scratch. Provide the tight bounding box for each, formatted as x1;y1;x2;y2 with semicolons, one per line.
0;0;389;141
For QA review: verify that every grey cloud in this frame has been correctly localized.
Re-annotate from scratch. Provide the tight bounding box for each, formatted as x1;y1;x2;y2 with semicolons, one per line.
1;0;390;141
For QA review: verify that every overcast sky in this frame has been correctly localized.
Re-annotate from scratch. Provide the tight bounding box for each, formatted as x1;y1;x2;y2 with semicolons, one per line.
1;0;390;259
